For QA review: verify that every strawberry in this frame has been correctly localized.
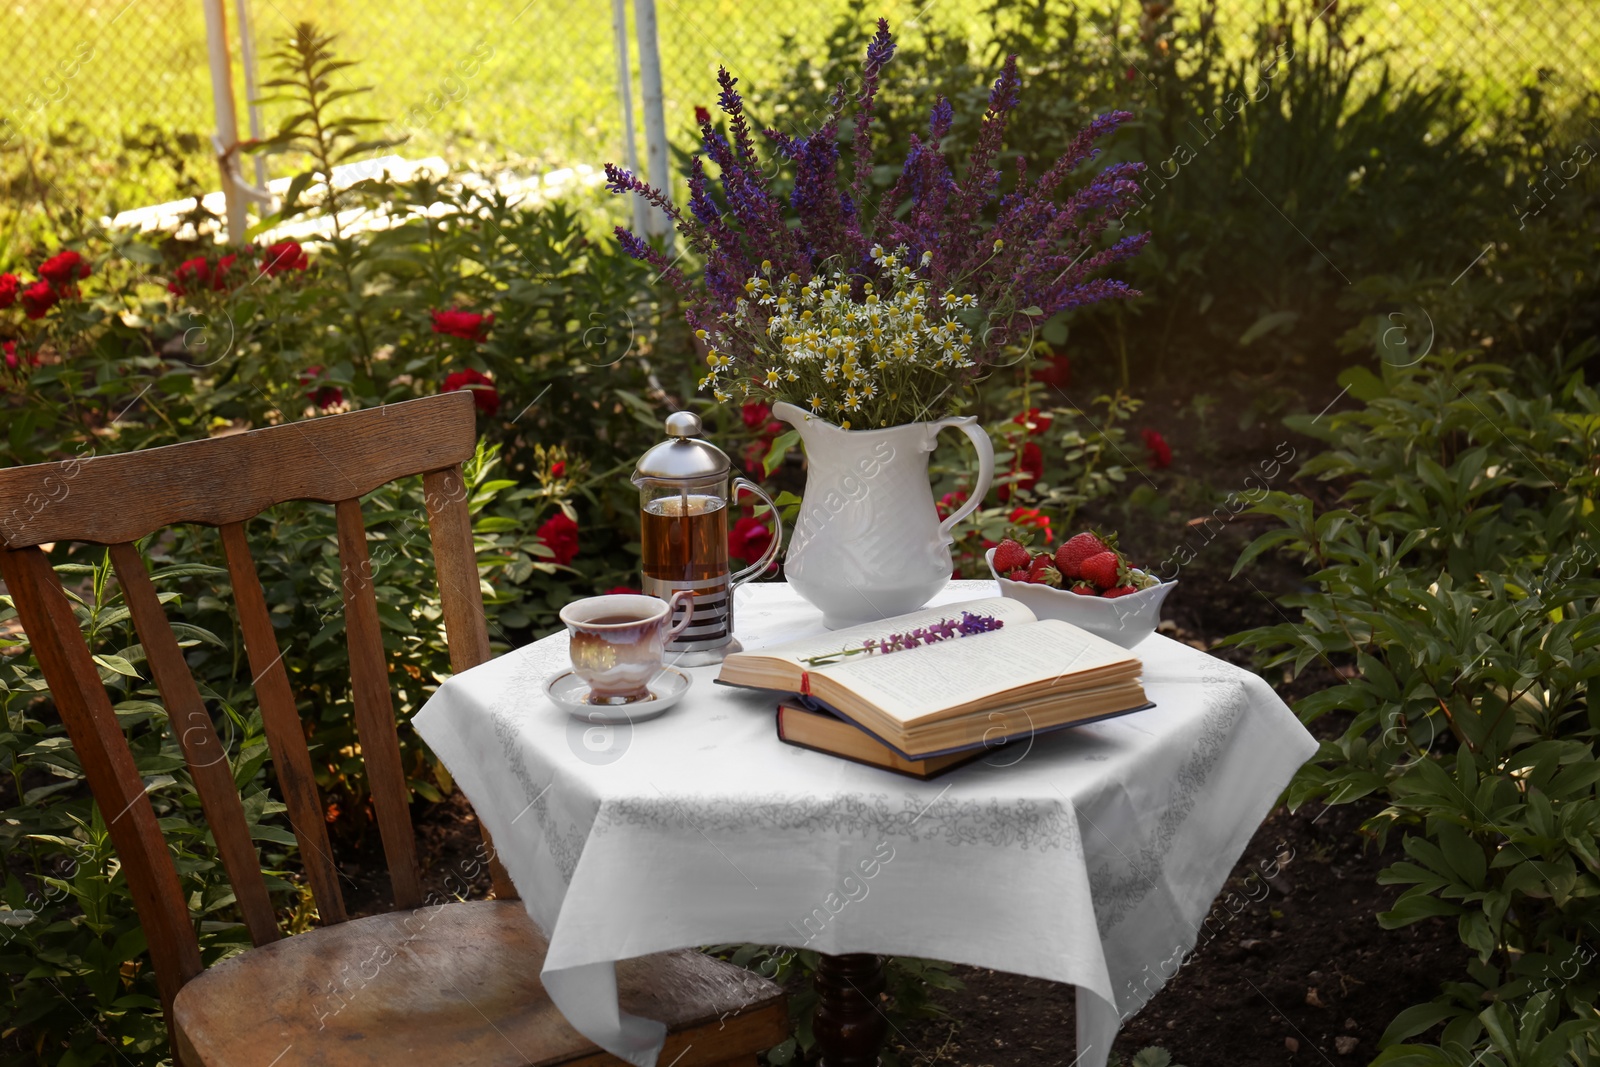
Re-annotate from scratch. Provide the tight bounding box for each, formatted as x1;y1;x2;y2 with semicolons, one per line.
1070;581;1099;596
1028;554;1062;588
993;538;1031;574
1078;550;1123;590
1006;567;1031;582
1101;584;1138;598
1056;531;1112;579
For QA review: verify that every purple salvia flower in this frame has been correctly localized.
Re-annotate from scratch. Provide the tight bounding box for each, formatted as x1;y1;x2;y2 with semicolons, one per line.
851;18;896;215
944;54;1022;252
864;18;894;67
613;227;650;260
611;225;692;298
687;157;721;226
603;19;1146;402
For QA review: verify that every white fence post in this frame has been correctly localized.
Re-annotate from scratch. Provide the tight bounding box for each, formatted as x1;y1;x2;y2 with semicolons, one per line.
632;0;672;240
611;0;648;238
234;0;269;195
201;0;249;242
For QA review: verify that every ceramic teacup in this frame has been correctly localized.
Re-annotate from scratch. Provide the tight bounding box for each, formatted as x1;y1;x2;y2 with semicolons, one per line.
559;593;694;703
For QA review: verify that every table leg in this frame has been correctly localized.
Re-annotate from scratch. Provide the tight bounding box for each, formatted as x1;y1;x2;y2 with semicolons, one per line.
813;953;888;1066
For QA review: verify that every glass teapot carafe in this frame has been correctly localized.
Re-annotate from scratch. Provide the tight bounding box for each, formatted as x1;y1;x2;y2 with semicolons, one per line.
632;411;781;665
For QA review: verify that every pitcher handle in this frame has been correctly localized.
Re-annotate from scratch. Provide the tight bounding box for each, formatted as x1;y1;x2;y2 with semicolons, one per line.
730;477;783;586
932;415;995;539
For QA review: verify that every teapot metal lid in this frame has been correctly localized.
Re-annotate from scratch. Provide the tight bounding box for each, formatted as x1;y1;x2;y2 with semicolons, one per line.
632;411;730;484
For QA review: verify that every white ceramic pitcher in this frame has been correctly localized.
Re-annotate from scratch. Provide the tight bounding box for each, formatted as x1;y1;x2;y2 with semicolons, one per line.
773;401;995;628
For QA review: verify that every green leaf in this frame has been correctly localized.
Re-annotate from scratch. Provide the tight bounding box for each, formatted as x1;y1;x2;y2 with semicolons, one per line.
1338;363;1388;402
762;430;801;476
1239;309;1300;346
1231;527;1299;579
1378;1000;1457;1048
118;243;162;265
1378;890;1464;927
93;654;141;678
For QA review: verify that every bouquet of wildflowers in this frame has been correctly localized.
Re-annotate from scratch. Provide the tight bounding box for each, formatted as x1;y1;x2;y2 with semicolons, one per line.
606;19;1148;427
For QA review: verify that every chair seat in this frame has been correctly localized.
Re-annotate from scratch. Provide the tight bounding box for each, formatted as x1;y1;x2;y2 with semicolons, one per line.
172;900;787;1067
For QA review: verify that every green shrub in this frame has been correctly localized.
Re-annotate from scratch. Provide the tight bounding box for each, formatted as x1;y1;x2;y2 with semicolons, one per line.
1229;352;1600;1063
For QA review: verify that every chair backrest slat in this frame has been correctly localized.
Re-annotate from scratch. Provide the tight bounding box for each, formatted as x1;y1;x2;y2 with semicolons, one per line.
108;542;282;947
218;521;348;925
421;466;518;899
0;395;478;549
334;498;423;909
422;467;492;674
0;545;203;1032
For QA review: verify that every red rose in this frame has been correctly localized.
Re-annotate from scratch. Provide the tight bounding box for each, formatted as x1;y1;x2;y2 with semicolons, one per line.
550;460;566;478
298;365;344;410
20;281;58;319
1142;428;1172;469
1008;505;1053;547
261;240;309;276
537;512;580;566
741;401;772;431
169;257;212;296
443;367;499;415
1125;66;1138;83
431;308;494;342
38;250;90;289
212;253;240;291
694;105;711;125
1031;352;1071;390
936;490;968;520
996;440;1044;502
0;273;18;308
605;585;640;595
1011;407;1053;435
728;514;774;566
3;340;16;370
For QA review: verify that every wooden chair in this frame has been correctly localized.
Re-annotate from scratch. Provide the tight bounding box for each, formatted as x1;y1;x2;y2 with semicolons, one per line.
0;391;786;1067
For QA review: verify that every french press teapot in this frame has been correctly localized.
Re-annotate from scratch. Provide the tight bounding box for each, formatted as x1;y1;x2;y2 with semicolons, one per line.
633;411;782;665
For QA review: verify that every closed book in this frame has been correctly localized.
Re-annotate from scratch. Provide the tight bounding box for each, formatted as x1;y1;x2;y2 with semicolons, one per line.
776;703;986;780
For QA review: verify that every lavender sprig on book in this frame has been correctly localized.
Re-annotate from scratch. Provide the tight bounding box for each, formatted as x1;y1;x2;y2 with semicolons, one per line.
801;611;1004;667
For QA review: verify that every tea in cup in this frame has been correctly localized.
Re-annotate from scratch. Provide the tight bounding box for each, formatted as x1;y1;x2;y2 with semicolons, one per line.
559;593;694;702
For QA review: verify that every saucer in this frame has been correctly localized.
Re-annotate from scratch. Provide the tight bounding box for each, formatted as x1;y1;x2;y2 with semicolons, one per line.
544;667;693;724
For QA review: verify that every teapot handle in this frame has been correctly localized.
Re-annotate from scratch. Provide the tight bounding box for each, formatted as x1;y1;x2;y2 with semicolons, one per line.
730;477;784;586
931;415;994;539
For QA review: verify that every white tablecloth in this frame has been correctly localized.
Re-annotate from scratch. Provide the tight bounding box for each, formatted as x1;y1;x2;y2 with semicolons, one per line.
412;580;1317;1066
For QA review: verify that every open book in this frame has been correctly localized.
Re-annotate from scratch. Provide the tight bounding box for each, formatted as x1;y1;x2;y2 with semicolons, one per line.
718;597;1148;757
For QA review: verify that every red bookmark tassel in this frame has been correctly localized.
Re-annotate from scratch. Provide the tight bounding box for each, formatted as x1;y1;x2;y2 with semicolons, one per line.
800;671;811;696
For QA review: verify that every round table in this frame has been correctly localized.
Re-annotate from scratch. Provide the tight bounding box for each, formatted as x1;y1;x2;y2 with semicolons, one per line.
412;580;1316;1066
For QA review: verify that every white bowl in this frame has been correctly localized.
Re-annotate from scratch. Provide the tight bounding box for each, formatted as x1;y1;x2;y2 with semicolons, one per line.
985;548;1174;649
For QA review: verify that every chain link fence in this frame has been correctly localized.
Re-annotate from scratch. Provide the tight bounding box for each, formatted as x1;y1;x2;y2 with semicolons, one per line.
1;0;1596;223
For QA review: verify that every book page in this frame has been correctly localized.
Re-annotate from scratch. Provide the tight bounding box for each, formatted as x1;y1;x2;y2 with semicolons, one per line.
822;619;1138;727
740;596;1036;666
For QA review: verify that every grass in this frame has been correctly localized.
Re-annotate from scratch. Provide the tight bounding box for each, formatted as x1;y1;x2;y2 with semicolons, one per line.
1;0;1595;255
